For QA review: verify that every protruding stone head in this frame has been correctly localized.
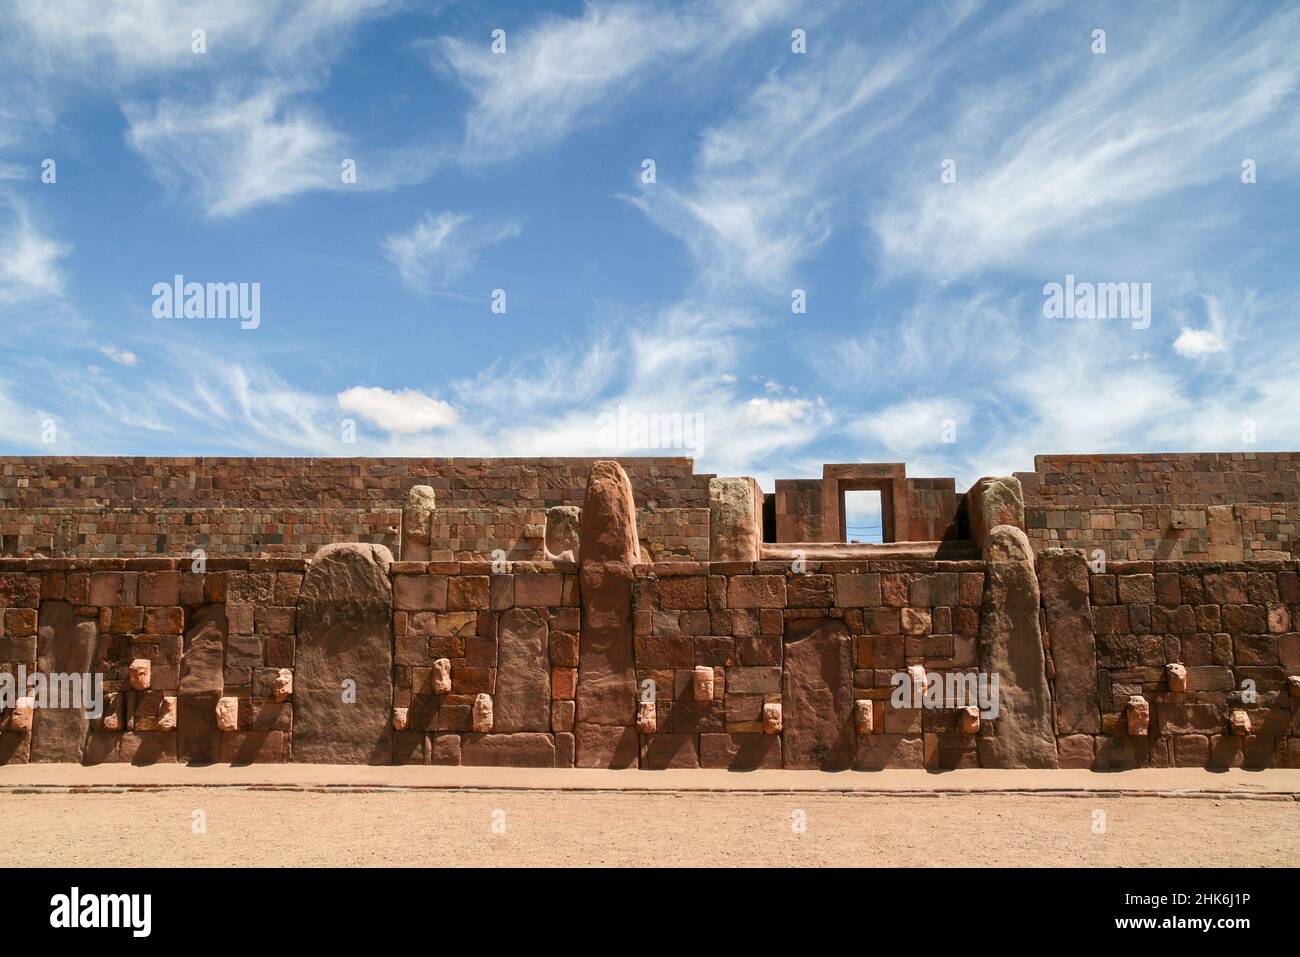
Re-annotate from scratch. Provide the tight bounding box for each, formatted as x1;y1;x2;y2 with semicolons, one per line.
545;505;581;562
407;485;436;511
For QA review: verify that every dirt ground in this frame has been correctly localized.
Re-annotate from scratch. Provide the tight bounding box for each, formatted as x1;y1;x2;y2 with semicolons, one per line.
3;788;1295;867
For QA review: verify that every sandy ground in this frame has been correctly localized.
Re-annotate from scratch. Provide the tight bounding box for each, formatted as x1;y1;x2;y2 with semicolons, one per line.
2;787;1295;867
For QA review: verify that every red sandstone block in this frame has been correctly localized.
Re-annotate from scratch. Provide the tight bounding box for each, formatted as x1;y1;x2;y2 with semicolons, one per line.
448;576;489;610
727;576;786;609
254;605;296;635
514;574;563;607
3;608;36;636
273;572;303;605
144;606;184;635
221;731;289;763
634;635;693;669
226;571;275;604
551;667;577;699
1116;574;1155;604
393;574;448;611
658;575;707;610
452;666;494;694
89;572;135;606
548;630;578;667
958;572;984;606
737;634;780;666
1204;572;1248;604
137;571;180;606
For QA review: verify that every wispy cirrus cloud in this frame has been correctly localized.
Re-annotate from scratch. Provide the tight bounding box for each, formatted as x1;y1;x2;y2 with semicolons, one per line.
431;0;788;164
383;211;520;292
0;200;71;306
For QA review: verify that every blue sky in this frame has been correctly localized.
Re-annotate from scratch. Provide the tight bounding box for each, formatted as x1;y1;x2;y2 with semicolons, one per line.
1;0;1298;493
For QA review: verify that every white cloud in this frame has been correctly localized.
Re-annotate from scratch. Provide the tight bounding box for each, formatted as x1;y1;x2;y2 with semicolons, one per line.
383;212;519;291
0;201;71;305
338;386;458;433
99;345;138;367
125;90;349;218
1173;327;1228;357
848;398;971;456
433;0;786;164
873;13;1300;280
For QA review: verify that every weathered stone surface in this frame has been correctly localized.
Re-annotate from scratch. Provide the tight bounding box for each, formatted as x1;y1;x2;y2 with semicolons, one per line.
461;732;555;767
575;722;638;768
699;732;781;769
30;602;95;763
763;702;782;735
432;657;452;694
968;476;1025;547
636;699;656;734
129;658;152;691
1167;662;1188;693
177;604;226;764
1037;549;1099;734
782;619;853;769
976;526;1059;768
576;462;639;766
472;693;494;732
495;608;550;732
1126;696;1150;736
692;664;714;702
957;706;980;735
293;543;394;764
215;696;239;732
544;505;581;561
709;477;761;562
401;485;437;561
639;733;698;769
1230;708;1251;736
854;699;874;735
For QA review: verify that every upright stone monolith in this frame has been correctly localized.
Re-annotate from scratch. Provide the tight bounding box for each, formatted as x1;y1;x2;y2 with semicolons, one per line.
976;525;1058;768
30;602;96;762
1038;549;1099;735
575;461;640;768
294;543;394;764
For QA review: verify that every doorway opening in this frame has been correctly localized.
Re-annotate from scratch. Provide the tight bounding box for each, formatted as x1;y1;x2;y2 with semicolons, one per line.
843;489;884;543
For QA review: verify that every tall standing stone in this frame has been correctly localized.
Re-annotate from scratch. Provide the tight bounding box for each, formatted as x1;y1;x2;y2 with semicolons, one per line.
976;526;1059;768
178;604;227;763
967;476;1025;549
576;461;640;768
401;486;437;561
294;543;395;764
709;477;762;562
495;608;550;731
782;619;854;770
30;602;96;762
1038;549;1099;735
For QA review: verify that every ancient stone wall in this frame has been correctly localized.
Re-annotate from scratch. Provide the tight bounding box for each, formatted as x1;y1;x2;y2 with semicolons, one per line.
5;547;1293;769
1026;503;1300;561
1017;452;1300;507
0;457;710;509
1049;557;1299;769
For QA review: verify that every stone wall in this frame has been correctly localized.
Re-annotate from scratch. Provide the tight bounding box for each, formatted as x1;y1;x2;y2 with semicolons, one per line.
1027;503;1300;561
0;456;710;509
6;547;1294;769
1018;451;1300;507
1048;556;1299;770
